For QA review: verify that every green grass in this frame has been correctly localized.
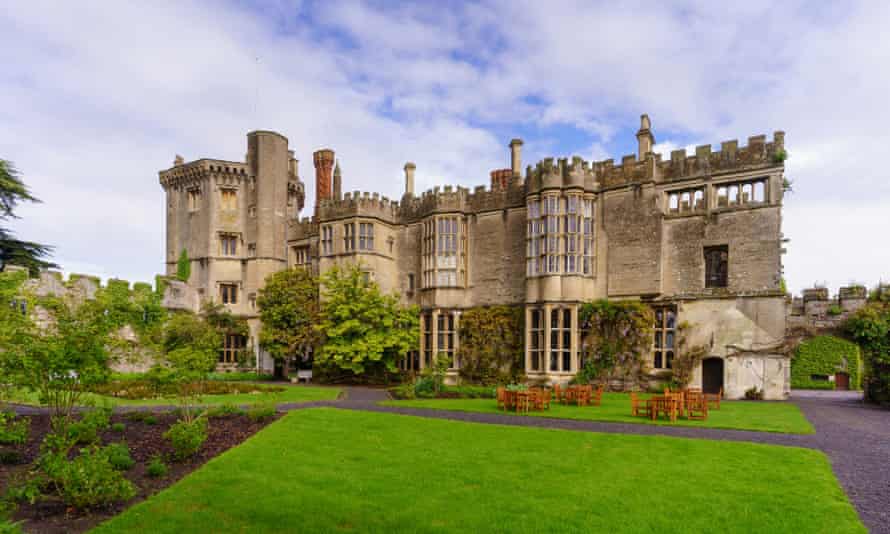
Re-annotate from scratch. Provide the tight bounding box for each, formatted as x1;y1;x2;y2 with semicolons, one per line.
381;392;814;434
93;408;862;533
6;384;340;408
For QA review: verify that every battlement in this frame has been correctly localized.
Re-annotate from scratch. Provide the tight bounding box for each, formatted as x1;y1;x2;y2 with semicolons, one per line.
315;190;400;224
787;285;867;330
159;158;248;189
288;217;319;240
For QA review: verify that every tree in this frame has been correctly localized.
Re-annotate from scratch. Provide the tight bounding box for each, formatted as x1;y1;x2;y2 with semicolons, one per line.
0;290;113;434
315;264;419;375
844;302;890;405
0;159;57;274
161;311;219;421
258;268;321;369
457;306;524;384
578;299;654;390
176;248;191;282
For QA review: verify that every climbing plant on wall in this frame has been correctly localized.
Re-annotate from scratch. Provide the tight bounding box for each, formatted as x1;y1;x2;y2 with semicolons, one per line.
791;335;861;390
176;249;190;282
456;305;524;384
578;299;654;389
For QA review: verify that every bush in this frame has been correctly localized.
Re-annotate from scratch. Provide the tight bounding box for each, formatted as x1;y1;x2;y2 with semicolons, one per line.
844;302;890;405
164;417;208;460
53;447;137;509
206;404;244;418
144;415;158;426
0;518;23;534
247;403;276;422
792;335;861;390
413;376;437;398
0;449;22;465
0;412;29;446
207;372;274;382
111;422;126;433
102;442;134;471
744;387;763;400
440;385;496;399
146;455;168;478
389;382;415;400
69;407;112;445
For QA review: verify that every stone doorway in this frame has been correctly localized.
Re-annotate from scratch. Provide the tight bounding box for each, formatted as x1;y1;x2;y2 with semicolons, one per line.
835;372;850;391
702;357;724;394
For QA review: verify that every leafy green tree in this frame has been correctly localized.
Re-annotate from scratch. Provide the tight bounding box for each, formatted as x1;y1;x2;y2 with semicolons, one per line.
457;306;524;384
315;264;419;375
258;268;321;368
0;292;113;433
176;248;191;282
844;302;890;405
578;299;654;389
161;311;219;421
0;159;57;274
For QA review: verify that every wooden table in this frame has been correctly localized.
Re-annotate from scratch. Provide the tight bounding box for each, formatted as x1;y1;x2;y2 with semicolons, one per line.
649;395;679;422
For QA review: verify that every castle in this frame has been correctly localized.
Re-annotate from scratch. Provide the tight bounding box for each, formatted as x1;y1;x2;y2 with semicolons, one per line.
159;115;791;399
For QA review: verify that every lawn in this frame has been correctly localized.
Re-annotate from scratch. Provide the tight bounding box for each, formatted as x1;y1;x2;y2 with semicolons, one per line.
92;408;862;533
6;383;341;407
381;392;815;434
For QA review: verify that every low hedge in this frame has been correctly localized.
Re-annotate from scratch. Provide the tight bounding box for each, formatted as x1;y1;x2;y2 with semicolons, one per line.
792;335;860;390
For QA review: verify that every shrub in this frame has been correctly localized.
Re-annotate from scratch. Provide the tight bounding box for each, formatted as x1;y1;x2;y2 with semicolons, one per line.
206;404;244;418
440;385;496;399
413;376;437;398
164;417;208;460
0;449;22;465
102;442;134;471
247;403;276;422
146;455;168;478
827;304;843;316
0;412;29;446
844;302;890;405
53;447;137;509
0;518;23;534
389;382;415;400
744;387;763;400
111;422;125;433
792;335;861;390
69;407;112;445
144;415;158;426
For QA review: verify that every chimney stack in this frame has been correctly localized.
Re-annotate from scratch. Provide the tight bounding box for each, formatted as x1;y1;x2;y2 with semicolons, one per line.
287;150;298;177
313;148;335;208
404;162;416;196
332;160;342;200
509;139;523;177
490;169;512;191
636;114;654;159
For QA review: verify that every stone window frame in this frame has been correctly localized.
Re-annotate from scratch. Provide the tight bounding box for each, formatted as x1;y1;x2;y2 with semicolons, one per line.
220;188;238;211
527;193;594;277
321;225;333;255
187;188;201;212
219;283;238;305
344;222;356;252
421;215;467;289
704;244;729;288
666;187;706;215
652;305;677;370
220;333;246;364
422;312;433;368
529;308;544;372
358;222;374;251
714;177;768;208
437;312;457;369
291;245;311;268
219;233;239;256
549;307;573;373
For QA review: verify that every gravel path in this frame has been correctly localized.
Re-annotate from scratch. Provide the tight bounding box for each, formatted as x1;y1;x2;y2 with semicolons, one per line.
8;387;888;532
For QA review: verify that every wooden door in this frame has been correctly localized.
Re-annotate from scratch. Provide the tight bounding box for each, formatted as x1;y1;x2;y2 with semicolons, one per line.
835;372;850;390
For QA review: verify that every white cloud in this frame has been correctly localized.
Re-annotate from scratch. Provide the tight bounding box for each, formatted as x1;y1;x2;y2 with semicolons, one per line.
1;0;888;296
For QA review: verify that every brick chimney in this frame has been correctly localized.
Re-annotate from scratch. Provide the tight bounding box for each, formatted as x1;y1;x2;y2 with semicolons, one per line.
313;148;335;208
490;168;512;191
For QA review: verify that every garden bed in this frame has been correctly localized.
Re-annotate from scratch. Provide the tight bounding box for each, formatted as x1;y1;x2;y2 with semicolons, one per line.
1;411;279;534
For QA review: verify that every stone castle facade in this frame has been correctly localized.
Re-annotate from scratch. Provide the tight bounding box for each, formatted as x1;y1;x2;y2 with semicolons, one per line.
159;116;791;399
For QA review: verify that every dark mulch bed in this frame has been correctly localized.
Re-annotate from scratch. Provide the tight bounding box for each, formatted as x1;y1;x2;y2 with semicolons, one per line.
0;411;279;534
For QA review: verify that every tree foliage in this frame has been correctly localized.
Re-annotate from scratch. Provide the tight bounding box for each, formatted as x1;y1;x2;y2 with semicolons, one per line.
0;159;57;274
176;248;191;282
843;302;890;405
258;268;321;362
315;264;419;375
578;300;654;389
457;306;524;384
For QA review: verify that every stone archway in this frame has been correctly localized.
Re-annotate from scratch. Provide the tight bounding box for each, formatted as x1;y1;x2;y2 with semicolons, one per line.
702;357;724;394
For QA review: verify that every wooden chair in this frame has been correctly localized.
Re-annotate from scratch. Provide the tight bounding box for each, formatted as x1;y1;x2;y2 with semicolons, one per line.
514;392;530;414
704;387;723;410
553;383;562;404
591;386;604;407
576;385;593;407
630;392;652;418
539;389;551;410
496;387;506;411
686;392;708;421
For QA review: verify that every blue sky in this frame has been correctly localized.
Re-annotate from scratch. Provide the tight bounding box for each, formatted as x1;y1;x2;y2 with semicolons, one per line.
1;0;889;294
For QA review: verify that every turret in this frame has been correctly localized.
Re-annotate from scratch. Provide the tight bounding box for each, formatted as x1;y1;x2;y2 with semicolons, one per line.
333;160;342;201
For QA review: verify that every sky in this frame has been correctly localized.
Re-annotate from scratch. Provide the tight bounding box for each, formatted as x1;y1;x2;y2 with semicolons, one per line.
1;0;888;295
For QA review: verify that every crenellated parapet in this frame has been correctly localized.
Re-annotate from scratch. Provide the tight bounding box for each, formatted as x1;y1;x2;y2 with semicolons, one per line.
397;180;526;222
159;158;248;191
527;156;598;193
316;191;400;224
287;217;318;241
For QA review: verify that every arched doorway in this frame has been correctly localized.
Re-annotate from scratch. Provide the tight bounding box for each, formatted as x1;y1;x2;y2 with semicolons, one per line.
702;357;724;394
